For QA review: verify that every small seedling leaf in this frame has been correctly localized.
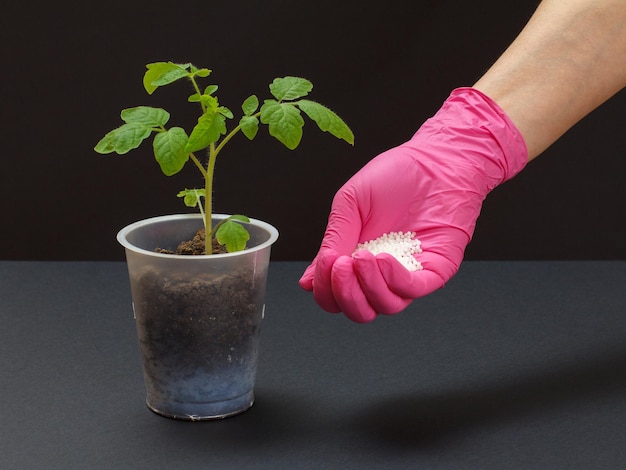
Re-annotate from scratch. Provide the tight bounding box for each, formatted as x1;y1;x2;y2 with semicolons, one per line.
193;68;211;78
143;62;190;94
177;188;205;207
240;115;259;140
121;106;170;127
219;106;234;119
229;214;250;223
298;100;354;145
185;110;227;153
216;219;250;252
94;123;152;154
269;77;313;101
199;94;219;109
242;95;259;116
260;100;304;150
153;127;189;176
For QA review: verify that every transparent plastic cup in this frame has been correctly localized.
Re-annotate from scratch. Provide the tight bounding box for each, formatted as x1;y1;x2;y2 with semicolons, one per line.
117;214;279;420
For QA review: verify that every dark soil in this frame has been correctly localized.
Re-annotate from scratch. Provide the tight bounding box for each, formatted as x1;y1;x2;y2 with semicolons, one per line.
156;229;228;255
136;264;263;372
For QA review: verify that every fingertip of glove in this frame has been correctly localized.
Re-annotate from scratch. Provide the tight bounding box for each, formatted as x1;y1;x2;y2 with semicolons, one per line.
297;257;342;313
298;265;315;291
300;251;380;322
331;256;379;323
351;248;376;263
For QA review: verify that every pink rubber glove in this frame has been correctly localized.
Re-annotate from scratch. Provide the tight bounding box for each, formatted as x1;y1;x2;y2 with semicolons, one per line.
299;87;528;323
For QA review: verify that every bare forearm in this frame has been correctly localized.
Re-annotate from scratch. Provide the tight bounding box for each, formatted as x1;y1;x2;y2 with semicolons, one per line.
474;0;626;160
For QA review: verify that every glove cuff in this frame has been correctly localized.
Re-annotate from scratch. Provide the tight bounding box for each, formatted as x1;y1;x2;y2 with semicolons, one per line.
447;87;528;184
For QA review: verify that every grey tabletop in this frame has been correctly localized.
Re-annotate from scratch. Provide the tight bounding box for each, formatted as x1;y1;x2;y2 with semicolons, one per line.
2;260;626;469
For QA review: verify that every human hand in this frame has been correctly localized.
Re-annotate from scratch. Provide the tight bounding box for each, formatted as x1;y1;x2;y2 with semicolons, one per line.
299;88;527;323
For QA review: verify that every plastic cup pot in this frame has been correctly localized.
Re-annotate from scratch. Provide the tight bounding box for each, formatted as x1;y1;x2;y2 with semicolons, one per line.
117;214;279;420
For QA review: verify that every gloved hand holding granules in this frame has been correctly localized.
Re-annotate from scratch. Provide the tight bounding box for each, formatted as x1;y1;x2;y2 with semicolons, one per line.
299;88;527;323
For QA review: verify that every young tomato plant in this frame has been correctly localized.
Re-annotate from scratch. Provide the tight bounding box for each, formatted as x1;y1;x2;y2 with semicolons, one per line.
95;62;354;254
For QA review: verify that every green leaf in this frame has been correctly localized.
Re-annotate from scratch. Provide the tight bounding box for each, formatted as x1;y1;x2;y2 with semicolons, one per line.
269;76;313;101
94;123;152;154
242;95;259;116
193;68;211;78
188;91;218;105
240;115;259;140
216;219;250;252
177;188;205;207
229;214;250;223
153;127;189;176
121;106;170;127
219;106;234;119
143;62;190;95
185;110;227;153
260;100;304;150
298;100;354;145
199;94;219;109
204;85;218;95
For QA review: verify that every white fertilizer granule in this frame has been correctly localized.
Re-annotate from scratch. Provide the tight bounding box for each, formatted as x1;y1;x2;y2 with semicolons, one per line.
353;231;423;272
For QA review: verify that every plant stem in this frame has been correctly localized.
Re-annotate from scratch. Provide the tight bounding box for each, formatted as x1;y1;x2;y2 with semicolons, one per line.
204;142;218;255
201;112;261;254
190;75;206;114
189;152;207;178
189;72;212;254
196;190;205;221
213;111;261;159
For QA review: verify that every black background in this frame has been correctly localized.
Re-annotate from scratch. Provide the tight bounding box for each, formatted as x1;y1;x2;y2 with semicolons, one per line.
2;0;624;261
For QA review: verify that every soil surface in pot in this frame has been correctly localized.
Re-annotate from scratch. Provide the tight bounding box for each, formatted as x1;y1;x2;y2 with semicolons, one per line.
156;229;228;255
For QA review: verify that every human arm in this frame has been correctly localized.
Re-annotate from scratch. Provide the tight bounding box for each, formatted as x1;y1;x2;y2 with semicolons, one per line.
474;0;626;160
